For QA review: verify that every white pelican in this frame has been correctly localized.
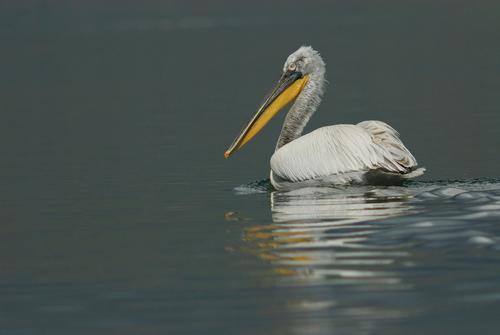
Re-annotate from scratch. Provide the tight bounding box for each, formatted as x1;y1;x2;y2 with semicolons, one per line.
224;46;425;190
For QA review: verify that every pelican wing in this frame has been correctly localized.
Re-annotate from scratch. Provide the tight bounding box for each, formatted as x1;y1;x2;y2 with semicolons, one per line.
270;121;419;183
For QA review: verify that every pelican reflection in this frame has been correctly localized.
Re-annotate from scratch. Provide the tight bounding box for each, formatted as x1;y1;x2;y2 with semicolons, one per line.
240;186;418;287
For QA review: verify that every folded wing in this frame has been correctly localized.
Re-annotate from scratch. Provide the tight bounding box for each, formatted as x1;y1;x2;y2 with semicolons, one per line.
270;121;419;183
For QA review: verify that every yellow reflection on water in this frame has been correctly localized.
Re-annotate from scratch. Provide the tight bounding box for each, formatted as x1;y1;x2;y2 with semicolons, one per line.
229;186;418;288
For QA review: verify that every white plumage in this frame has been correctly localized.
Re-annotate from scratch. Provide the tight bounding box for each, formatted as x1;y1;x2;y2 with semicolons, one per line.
270;121;424;189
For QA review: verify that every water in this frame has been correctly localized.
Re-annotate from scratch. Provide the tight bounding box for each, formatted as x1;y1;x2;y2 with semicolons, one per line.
1;1;500;334
230;179;500;334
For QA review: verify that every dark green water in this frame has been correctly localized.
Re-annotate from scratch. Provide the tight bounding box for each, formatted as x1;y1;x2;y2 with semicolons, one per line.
1;1;500;334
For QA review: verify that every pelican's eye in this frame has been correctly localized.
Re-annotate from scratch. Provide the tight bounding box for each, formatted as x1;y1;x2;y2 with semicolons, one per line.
288;63;297;72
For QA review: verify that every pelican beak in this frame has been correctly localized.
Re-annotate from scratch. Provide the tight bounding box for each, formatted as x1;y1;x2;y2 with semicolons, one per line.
224;71;309;158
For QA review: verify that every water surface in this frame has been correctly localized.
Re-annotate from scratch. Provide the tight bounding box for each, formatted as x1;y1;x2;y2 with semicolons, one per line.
1;1;500;334
228;179;500;334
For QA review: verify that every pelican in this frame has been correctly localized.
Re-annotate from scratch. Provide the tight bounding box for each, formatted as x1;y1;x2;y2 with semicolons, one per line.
224;46;425;190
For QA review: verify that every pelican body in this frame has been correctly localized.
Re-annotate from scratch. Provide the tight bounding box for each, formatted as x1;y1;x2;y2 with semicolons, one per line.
225;46;424;190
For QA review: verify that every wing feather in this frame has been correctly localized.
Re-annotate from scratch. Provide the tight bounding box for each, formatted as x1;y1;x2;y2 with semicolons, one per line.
270;121;419;183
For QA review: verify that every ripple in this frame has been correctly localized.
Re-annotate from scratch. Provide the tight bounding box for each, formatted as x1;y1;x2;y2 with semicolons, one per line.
234;179;273;194
228;177;500;319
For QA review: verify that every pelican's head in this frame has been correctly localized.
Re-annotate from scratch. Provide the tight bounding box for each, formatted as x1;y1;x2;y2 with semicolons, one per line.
282;46;326;80
224;46;325;158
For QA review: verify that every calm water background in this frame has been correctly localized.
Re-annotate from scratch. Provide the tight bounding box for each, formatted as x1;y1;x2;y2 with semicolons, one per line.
1;1;500;334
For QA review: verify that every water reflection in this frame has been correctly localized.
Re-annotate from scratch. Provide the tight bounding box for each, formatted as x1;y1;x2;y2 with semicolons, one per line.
227;181;500;334
242;186;418;288
226;186;423;333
